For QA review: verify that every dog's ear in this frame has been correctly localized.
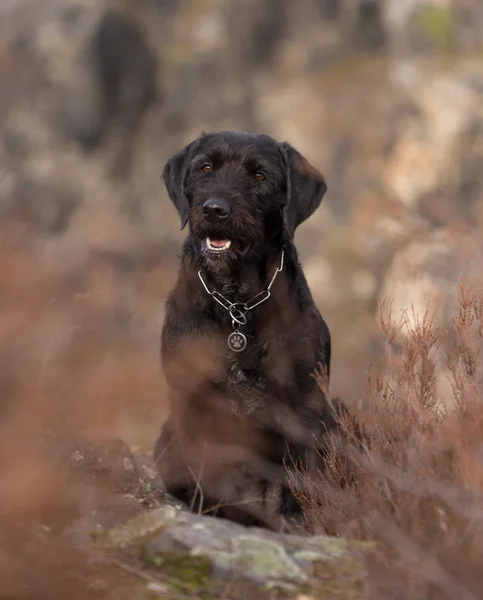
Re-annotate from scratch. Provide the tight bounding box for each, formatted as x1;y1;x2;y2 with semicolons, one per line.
162;135;205;230
280;142;327;239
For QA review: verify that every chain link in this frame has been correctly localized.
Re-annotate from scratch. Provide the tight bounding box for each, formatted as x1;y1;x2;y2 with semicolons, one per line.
197;251;285;321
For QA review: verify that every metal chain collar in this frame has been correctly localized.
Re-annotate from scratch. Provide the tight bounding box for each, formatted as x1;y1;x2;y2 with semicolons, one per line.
197;251;285;352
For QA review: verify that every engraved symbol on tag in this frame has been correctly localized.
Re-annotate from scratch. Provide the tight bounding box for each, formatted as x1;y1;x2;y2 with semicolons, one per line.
228;331;247;353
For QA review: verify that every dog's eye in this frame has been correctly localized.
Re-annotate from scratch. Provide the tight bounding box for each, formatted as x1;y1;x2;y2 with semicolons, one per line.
255;172;265;181
201;164;213;174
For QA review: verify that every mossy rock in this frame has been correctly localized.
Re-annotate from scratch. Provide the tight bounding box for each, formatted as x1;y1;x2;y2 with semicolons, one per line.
191;534;307;582
146;550;213;592
98;505;376;599
104;505;180;548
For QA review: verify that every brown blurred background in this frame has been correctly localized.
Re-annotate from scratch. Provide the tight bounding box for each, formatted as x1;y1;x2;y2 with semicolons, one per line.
1;0;483;450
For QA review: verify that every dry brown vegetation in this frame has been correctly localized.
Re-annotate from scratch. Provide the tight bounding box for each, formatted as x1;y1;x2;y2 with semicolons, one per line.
291;280;483;599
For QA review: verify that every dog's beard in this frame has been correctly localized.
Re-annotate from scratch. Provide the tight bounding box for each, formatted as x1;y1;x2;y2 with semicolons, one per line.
199;238;249;276
191;226;258;275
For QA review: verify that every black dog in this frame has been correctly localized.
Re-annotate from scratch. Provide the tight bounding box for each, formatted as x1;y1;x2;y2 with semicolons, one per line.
155;131;344;530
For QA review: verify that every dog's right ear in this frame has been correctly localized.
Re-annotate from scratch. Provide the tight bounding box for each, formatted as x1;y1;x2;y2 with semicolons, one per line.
162;135;205;231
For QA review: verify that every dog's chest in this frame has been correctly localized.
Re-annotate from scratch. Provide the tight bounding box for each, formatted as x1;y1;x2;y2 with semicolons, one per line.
214;343;270;415
225;359;264;388
205;282;284;412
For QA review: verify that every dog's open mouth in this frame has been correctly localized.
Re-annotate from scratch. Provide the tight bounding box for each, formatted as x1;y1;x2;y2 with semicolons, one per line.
200;236;251;258
206;237;232;253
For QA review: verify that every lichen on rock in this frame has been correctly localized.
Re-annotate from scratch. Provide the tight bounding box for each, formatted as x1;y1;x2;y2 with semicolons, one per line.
101;502;374;598
192;534;307;583
106;505;180;548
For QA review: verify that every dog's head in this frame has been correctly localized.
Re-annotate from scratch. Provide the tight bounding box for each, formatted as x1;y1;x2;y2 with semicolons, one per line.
162;131;326;271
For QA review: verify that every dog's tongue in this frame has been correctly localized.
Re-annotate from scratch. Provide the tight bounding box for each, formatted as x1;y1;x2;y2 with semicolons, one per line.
210;239;230;248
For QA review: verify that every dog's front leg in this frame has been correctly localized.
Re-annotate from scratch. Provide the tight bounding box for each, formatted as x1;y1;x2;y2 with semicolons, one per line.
153;417;202;510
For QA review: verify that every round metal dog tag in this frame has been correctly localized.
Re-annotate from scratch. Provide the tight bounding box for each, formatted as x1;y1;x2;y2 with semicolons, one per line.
228;331;247;353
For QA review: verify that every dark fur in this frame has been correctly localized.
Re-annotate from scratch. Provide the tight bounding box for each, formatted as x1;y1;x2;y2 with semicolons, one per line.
155;131;343;530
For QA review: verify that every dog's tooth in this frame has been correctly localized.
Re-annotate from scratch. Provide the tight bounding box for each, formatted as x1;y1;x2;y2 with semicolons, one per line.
205;237;231;251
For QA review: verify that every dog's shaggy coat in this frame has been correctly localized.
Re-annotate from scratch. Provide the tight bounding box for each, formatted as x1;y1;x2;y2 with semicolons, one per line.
155;131;342;529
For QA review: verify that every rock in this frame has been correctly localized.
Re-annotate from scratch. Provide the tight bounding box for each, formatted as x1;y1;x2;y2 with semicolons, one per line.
66;430;140;494
101;504;374;595
47;432;177;545
385;63;481;211
61;431;187;514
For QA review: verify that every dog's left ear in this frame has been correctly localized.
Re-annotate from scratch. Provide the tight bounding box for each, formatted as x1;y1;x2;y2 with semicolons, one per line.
280;142;327;239
162;134;205;230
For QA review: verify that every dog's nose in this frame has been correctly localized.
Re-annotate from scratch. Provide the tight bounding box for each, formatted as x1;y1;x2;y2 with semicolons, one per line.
202;198;230;223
